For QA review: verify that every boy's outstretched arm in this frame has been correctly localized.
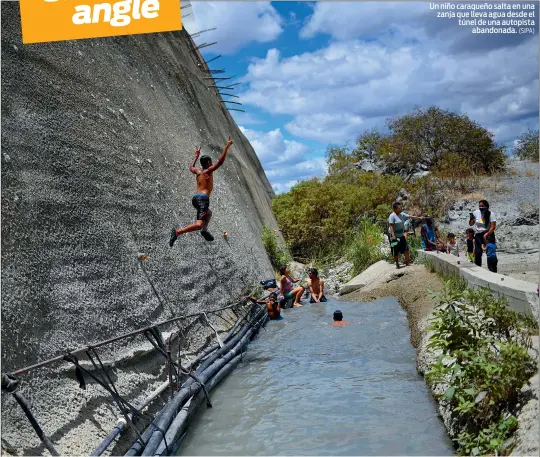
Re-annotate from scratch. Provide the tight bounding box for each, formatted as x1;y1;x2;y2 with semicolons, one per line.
189;146;202;174
207;136;233;173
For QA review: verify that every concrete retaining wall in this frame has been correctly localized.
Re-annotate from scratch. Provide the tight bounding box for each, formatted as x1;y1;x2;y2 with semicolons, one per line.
417;251;539;316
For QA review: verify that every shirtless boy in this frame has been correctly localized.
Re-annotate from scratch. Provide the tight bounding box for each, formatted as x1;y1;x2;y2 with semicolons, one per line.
247;293;281;320
169;136;233;246
307;268;327;303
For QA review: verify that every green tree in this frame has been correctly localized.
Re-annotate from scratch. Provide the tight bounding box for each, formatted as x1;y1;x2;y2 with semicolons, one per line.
514;128;539;162
326;145;358;177
382;106;506;177
353;129;385;162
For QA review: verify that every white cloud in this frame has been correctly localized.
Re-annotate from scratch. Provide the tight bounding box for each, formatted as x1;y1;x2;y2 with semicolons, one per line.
239;126;327;193
300;2;429;41
183;2;283;55
239;126;307;166
239;36;538;146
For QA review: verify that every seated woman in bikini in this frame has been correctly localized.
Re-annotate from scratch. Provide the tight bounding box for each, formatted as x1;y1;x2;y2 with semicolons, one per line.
279;265;305;307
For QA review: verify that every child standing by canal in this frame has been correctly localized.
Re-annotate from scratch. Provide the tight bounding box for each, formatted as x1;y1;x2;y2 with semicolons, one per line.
465;228;475;262
446;233;459;257
482;234;498;273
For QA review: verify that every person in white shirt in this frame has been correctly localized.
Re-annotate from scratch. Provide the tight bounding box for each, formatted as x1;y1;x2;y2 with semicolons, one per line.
388;202;424;269
468;199;497;267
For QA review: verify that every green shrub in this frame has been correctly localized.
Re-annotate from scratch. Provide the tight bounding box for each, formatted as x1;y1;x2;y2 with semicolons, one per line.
425;282;536;456
272;174;403;259
261;226;291;271
345;217;385;276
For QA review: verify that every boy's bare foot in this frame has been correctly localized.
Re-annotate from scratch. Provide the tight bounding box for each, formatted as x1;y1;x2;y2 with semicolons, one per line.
169;228;178;247
201;230;214;241
293;303;303;308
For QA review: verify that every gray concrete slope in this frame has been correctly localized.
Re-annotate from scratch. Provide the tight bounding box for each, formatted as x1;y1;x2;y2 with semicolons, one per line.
1;3;278;453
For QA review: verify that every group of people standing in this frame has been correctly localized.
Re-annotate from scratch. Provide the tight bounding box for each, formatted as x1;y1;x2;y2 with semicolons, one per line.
388;199;499;273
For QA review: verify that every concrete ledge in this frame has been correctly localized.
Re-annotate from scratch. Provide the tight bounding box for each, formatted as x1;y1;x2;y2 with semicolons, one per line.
339;260;400;295
418;251;539;315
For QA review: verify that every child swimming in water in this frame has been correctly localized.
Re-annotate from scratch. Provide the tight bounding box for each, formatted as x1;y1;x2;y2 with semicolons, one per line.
331;310;350;327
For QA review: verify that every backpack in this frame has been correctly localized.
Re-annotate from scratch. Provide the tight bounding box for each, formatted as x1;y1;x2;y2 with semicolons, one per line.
260;279;277;290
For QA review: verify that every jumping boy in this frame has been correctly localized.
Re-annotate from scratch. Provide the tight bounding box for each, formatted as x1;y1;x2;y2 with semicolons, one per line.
169;136;233;247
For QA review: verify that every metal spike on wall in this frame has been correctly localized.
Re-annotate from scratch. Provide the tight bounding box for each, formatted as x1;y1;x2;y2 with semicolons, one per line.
205;55;222;64
197;42;218;50
220;100;243;106
203;77;233;81
191;28;217;38
227;108;245;113
219;93;239;98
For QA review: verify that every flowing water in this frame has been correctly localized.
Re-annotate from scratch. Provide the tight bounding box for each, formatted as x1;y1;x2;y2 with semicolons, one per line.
178;298;454;455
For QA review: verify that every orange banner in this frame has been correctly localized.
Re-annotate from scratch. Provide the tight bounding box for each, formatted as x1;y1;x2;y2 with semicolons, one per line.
20;0;182;44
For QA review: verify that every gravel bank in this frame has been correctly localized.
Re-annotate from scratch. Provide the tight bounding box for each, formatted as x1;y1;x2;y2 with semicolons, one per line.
443;158;539;284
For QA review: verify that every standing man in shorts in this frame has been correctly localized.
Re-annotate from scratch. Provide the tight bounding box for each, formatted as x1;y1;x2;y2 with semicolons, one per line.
169;136;233;246
388;202;424;269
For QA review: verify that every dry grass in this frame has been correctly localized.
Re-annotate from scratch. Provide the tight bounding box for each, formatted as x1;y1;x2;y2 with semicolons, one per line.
525;169;537;177
459;192;486;201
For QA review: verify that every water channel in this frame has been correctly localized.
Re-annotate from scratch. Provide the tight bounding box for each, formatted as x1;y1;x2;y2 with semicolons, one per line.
179;298;454;455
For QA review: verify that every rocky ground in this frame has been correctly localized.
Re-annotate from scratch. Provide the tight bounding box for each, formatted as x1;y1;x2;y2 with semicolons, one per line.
443;158;539;284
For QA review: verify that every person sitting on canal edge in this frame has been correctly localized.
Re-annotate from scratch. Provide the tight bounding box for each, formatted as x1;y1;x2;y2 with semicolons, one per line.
388;202;424;269
307;268;327;303
279;265;305;307
482;234;498;273
247;292;282;320
465;228;475;262
331;310;350;326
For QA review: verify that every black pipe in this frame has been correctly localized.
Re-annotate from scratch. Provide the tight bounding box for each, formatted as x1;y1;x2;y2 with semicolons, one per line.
92;308;253;456
194;306;263;374
136;310;266;456
156;353;243;455
124;309;264;457
155;313;267;456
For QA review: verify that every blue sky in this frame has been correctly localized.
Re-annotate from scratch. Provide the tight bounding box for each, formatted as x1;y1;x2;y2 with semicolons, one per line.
183;2;539;194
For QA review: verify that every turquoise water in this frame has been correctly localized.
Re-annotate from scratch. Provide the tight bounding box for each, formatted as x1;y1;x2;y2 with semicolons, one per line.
178;298;454;455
